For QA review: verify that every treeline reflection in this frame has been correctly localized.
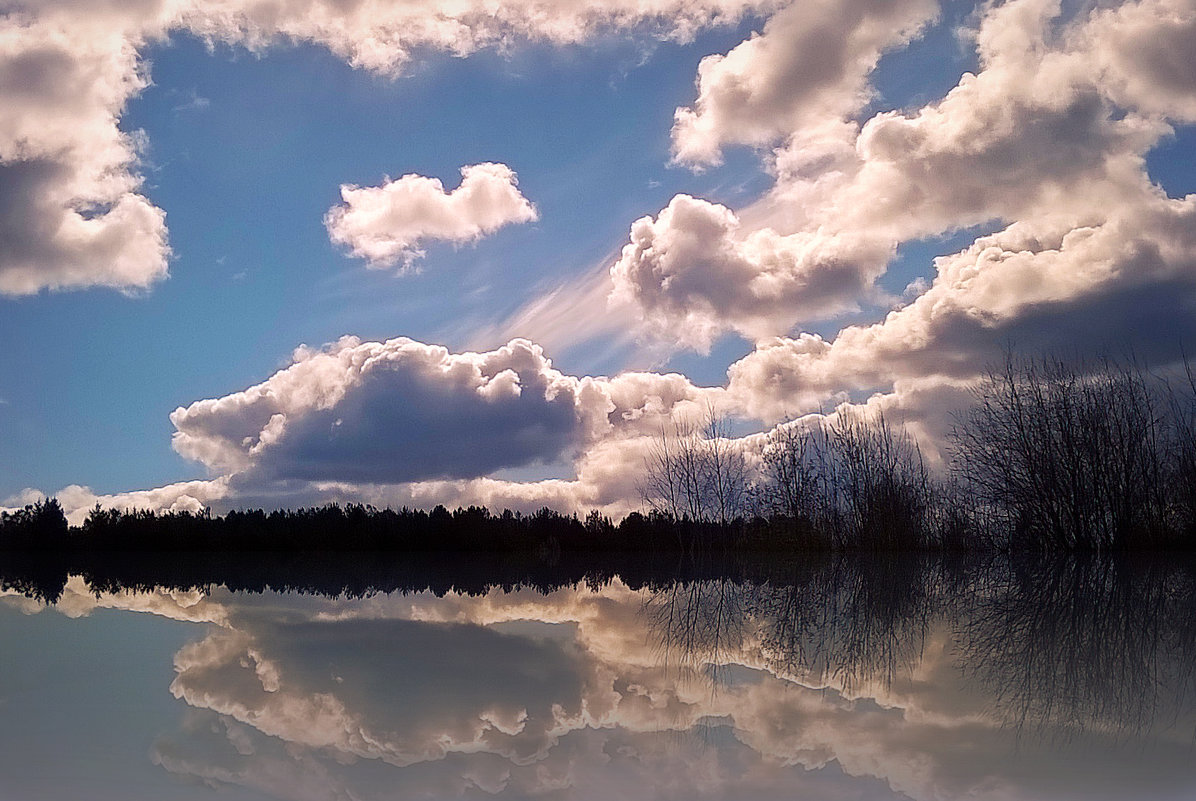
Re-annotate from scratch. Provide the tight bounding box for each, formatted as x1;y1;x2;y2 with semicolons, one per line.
3;552;1195;741
645;554;936;694
641;554;1196;740
957;556;1196;739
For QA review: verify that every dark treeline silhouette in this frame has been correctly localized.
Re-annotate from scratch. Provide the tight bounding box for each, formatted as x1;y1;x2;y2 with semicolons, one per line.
0;505;832;605
4;351;1196;560
0;500;813;557
0;498;70;550
646;351;1196;552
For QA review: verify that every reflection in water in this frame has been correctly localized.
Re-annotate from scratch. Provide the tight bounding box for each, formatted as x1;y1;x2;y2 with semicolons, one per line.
2;556;1196;800
643;555;935;694
757;555;934;694
648;556;1196;745
958;556;1196;741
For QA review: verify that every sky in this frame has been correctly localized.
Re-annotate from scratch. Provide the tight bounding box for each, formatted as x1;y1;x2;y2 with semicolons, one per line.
2;0;1196;521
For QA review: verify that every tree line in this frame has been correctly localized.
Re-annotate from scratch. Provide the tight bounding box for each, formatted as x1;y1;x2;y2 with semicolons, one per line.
3;351;1196;555
644;351;1196;551
0;498;779;556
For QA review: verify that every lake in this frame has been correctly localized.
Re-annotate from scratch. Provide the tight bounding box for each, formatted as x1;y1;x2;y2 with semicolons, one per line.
1;554;1194;800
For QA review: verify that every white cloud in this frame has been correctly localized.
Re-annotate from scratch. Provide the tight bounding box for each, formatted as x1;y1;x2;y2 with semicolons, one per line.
1082;0;1196;122
612;0;1195;352
1;478;231;526
170;337;588;480
13;335;727;522
670;0;938;166
726;195;1196;429
179;0;775;75
0;11;171;295
1;487;48;508
609;193;891;350
325;163;538;270
167;336;719;505
0;0;772;295
12;0;1196;517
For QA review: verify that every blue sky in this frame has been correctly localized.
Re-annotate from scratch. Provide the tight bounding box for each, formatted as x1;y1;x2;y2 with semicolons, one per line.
0;23;767;495
3;0;1196;518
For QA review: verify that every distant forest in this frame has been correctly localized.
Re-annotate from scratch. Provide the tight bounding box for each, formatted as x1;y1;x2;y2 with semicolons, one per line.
4;351;1196;561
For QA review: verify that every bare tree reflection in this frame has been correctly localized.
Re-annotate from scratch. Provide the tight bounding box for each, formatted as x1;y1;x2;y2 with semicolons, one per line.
643;553;1196;746
758;554;935;693
644;554;936;694
643;574;753;686
956;555;1196;742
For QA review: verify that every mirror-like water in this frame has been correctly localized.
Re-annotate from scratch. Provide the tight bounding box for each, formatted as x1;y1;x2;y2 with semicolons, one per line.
2;556;1195;800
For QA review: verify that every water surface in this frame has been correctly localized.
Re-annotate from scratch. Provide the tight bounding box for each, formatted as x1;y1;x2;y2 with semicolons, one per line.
1;555;1194;800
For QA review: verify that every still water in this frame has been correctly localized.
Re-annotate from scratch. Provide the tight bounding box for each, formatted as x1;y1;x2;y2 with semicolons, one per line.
1;556;1195;800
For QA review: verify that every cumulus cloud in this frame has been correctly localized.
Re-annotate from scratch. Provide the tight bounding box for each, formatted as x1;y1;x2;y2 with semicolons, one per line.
0;0;770;294
609;193;891;350
14;0;1196;518
25;478;230;526
170;338;589;481
355;430;690;517
766;0;1166;241
0;9;171;294
1;478;229;527
12;337;725;522
727;196;1196;427
169;336;718;495
179;0;773;76
671;0;938;166
1084;0;1196;122
590;0;1196;480
324;163;538;270
614;0;1196;356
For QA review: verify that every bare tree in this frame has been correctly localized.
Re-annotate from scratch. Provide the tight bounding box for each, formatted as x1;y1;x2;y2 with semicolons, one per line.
823;409;933;549
756;421;823;523
950;352;1172;550
753;410;934;549
641;406;751;526
701;409;751;526
1164;357;1196;539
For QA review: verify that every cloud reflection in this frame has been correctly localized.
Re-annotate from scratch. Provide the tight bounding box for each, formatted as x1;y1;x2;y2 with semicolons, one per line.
5;557;1196;800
